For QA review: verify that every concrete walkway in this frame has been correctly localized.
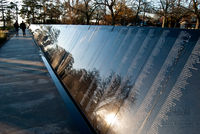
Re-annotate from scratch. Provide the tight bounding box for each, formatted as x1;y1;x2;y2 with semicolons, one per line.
0;30;88;134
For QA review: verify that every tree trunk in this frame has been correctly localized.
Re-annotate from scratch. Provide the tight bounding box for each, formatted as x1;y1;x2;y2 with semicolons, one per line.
86;14;90;25
192;0;199;29
2;9;5;29
135;12;139;25
142;12;145;26
110;8;115;25
162;16;166;28
111;15;115;25
168;17;172;28
135;6;140;25
43;15;46;24
195;17;199;29
135;0;141;25
174;21;177;28
32;12;35;23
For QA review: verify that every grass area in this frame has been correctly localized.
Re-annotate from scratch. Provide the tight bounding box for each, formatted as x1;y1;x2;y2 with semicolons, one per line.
0;26;15;47
0;26;14;30
0;30;8;46
0;30;8;39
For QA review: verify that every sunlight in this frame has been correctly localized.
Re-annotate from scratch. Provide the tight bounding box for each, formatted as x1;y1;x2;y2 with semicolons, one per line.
96;109;120;127
0;58;44;67
105;113;117;125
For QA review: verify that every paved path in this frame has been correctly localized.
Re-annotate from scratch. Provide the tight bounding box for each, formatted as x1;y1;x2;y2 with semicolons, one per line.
0;30;89;134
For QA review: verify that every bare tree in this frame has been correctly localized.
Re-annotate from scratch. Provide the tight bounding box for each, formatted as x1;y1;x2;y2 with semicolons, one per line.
159;0;171;28
46;0;62;23
21;0;40;24
38;0;48;23
95;0;124;25
190;0;200;29
170;0;190;28
0;0;8;29
82;0;98;24
64;0;97;25
141;0;153;26
130;0;143;25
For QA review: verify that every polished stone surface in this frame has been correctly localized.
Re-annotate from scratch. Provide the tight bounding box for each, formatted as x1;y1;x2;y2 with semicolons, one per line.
0;30;92;134
31;25;200;134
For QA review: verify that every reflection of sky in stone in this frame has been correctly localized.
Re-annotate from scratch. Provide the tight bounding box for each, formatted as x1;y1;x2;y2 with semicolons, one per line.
56;25;76;50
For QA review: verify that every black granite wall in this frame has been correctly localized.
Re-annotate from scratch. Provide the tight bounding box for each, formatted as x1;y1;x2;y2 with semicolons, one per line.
30;25;200;134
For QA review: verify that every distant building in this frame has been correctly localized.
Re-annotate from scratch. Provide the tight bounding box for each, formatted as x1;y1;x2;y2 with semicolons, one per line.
138;12;160;26
179;13;197;29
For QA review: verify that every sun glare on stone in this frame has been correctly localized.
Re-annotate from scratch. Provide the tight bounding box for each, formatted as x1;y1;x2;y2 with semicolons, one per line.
105;113;116;125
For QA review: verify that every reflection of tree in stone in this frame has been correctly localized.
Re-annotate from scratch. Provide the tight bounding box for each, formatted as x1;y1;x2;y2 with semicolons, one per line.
62;68;100;107
34;26;75;77
85;73;113;116
35;26;60;47
59;65;134;133
89;73;133;133
34;26;61;65
45;46;74;78
94;74;133;112
80;69;100;108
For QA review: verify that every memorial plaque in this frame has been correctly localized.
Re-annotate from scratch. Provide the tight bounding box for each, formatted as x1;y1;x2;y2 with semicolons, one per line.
30;25;200;134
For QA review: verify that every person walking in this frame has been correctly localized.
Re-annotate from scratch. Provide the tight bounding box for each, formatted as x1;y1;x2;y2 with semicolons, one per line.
14;21;19;36
20;21;26;36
